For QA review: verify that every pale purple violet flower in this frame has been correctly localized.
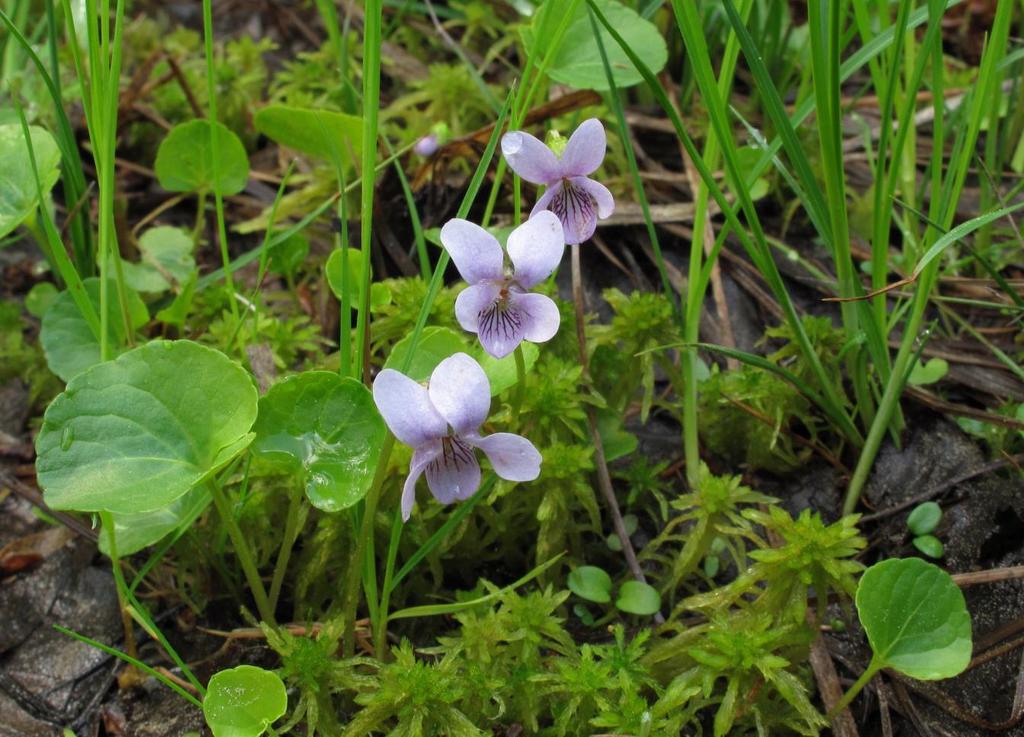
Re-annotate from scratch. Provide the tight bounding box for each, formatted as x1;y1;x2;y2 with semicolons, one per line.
373;352;542;521
501;118;614;244
441;210;564;359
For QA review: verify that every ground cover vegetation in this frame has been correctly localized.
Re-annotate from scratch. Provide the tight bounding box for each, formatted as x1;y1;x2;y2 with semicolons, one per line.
0;0;1022;734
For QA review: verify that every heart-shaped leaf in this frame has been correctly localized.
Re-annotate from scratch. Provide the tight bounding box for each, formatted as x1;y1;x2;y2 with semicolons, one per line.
252;372;386;512
155;120;250;196
522;0;668;91
567;565;613;604
325;248;391;311
36;340;258;514
856;557;971;680
907;357;949;386
0;124;61;238
203;665;287;737
99;485;211;556
40;277;149;382
121;226;196;293
615;580;661;616
254;105;362;162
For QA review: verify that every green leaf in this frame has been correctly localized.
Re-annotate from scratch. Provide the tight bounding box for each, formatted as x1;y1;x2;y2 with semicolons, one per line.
0;124;61;238
267;231;309;278
523;0;667;91
385;326;467;382
567;565;613;603
907;357;948;386
252;372;386;512
254;105;362;162
615;580;661;616
474;341;539;395
907;502;942;536
121;226;196;293
25;282;58;318
40;277;149;382
856;557;971;680
913;535;945;559
36;340;258;514
596;409;638;462
154;120;250;196
325;248;391;311
203;665;287;737
99;485;211;556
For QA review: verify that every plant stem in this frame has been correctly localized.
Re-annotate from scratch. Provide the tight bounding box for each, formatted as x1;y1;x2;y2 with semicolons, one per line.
829;661;879;719
375;509;404;661
208;481;276;625
268;484;305;615
342;433;395;657
99;512;139;665
511;344;526;429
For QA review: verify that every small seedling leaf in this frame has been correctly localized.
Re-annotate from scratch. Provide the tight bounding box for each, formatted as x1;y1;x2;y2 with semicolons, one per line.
907;501;942;536
615;580;661;616
567;565;613;603
155;120;250;196
913;535;945;559
203;665;287;737
856;557;971;680
907;357;948;386
252;372;386;512
36;340;258;514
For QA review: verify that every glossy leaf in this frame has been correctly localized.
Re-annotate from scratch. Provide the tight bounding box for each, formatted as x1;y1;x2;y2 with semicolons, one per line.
252;372;386;512
856;557;971;680
36;340;258;514
0;124;61;238
567;565;613;604
254;105;362;162
523;0;667;91
907;502;942;536
40;277;149;382
155;120;250;196
203;665;287;737
615;580;661;616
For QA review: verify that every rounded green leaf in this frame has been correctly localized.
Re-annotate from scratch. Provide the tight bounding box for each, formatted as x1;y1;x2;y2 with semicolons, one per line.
522;0;667;91
907;501;942;536
99;486;211;556
203;665;287;737
325;248;391;311
40;277;149;382
907;357;949;386
36;340;258;514
155;120;250;196
254;105;362;162
615;580;661;616
913;535;945;559
567;565;613;604
0;124;61;239
121;226;196;293
384;326;467;382
856;557;971;680
473;341;539;395
252;372;386;512
25;282;59;318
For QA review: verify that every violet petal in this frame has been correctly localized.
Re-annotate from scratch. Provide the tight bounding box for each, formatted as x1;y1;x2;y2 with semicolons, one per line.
507;210;565;289
547;178;599;244
574;176;615;219
510;292;561;344
455;282;502;334
372;369;447;448
501;130;562;185
476;300;527;359
401;442;441;521
471;432;542;482
440;219;504;285
560;118;607;177
428;352;491;435
425;437;481;504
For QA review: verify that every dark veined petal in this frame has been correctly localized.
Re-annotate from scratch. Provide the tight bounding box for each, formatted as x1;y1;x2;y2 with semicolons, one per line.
470;432;541;482
372;369;446;448
547;178;598;244
507;210;565;289
425;436;482;504
476;297;526;359
501;130;561;185
573;176;615;219
510;292;561;344
428;352;491;435
454;282;502;333
401;442;442;521
560;118;607;177
440;219;504;284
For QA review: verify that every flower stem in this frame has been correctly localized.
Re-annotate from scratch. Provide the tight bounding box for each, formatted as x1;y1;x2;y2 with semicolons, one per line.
268;483;305;616
99;512;139;666
511;344;526;429
208;481;276;625
342;433;396;657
